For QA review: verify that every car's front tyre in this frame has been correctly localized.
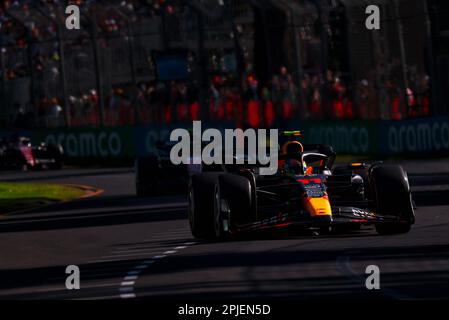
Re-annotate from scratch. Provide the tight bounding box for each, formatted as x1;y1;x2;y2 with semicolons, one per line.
370;165;414;235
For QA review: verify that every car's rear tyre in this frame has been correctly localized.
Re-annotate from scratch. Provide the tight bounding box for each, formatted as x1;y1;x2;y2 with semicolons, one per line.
214;174;253;240
136;184;155;197
213;183;227;239
47;144;64;170
370;165;414;235
135;157;158;197
189;173;221;240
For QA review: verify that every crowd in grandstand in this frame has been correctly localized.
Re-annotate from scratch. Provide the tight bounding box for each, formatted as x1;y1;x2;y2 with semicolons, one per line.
1;0;433;129
11;67;433;129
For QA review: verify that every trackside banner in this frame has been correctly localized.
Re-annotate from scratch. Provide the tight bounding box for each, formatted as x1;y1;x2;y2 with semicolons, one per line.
379;116;449;155
6;116;449;158
32;127;135;158
294;121;378;154
134;122;236;157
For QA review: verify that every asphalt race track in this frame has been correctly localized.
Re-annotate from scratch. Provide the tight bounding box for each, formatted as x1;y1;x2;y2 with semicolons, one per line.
1;160;449;300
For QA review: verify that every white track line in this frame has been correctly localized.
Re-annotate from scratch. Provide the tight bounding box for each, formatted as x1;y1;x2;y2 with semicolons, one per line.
119;293;136;299
119;241;197;299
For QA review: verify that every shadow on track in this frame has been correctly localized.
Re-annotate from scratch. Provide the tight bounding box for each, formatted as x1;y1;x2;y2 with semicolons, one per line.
135;243;449;300
137;243;449;275
0;195;187;233
3;243;448;299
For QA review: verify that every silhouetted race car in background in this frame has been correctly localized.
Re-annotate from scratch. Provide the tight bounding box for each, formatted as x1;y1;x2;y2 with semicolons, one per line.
0;136;64;170
188;131;415;239
135;140;202;197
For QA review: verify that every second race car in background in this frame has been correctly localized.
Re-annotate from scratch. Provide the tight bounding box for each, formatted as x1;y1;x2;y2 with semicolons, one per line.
135;140;203;197
0;136;64;170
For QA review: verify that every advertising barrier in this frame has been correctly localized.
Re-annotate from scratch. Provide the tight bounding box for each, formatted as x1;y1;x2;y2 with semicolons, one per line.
4;117;449;161
297;121;378;155
379;116;449;155
32;127;135;158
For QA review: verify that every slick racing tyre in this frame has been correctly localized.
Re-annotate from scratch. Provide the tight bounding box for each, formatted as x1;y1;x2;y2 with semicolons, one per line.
47;144;64;170
370;165;414;235
135;157;158;197
189;173;221;240
214;174;253;240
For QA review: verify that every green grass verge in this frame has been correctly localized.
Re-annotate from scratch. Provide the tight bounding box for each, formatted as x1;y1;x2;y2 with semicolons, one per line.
0;183;86;214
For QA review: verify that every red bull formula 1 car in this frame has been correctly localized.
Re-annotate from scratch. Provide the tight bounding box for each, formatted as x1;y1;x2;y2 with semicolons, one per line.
188;131;415;239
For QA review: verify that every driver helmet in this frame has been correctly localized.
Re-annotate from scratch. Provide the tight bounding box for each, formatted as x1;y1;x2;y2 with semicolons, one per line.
281;141;303;155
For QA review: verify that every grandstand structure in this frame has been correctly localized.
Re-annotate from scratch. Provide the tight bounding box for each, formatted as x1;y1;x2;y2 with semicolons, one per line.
0;0;444;129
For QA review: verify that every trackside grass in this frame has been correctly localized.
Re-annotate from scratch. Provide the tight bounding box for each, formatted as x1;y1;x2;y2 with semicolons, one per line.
0;183;86;214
